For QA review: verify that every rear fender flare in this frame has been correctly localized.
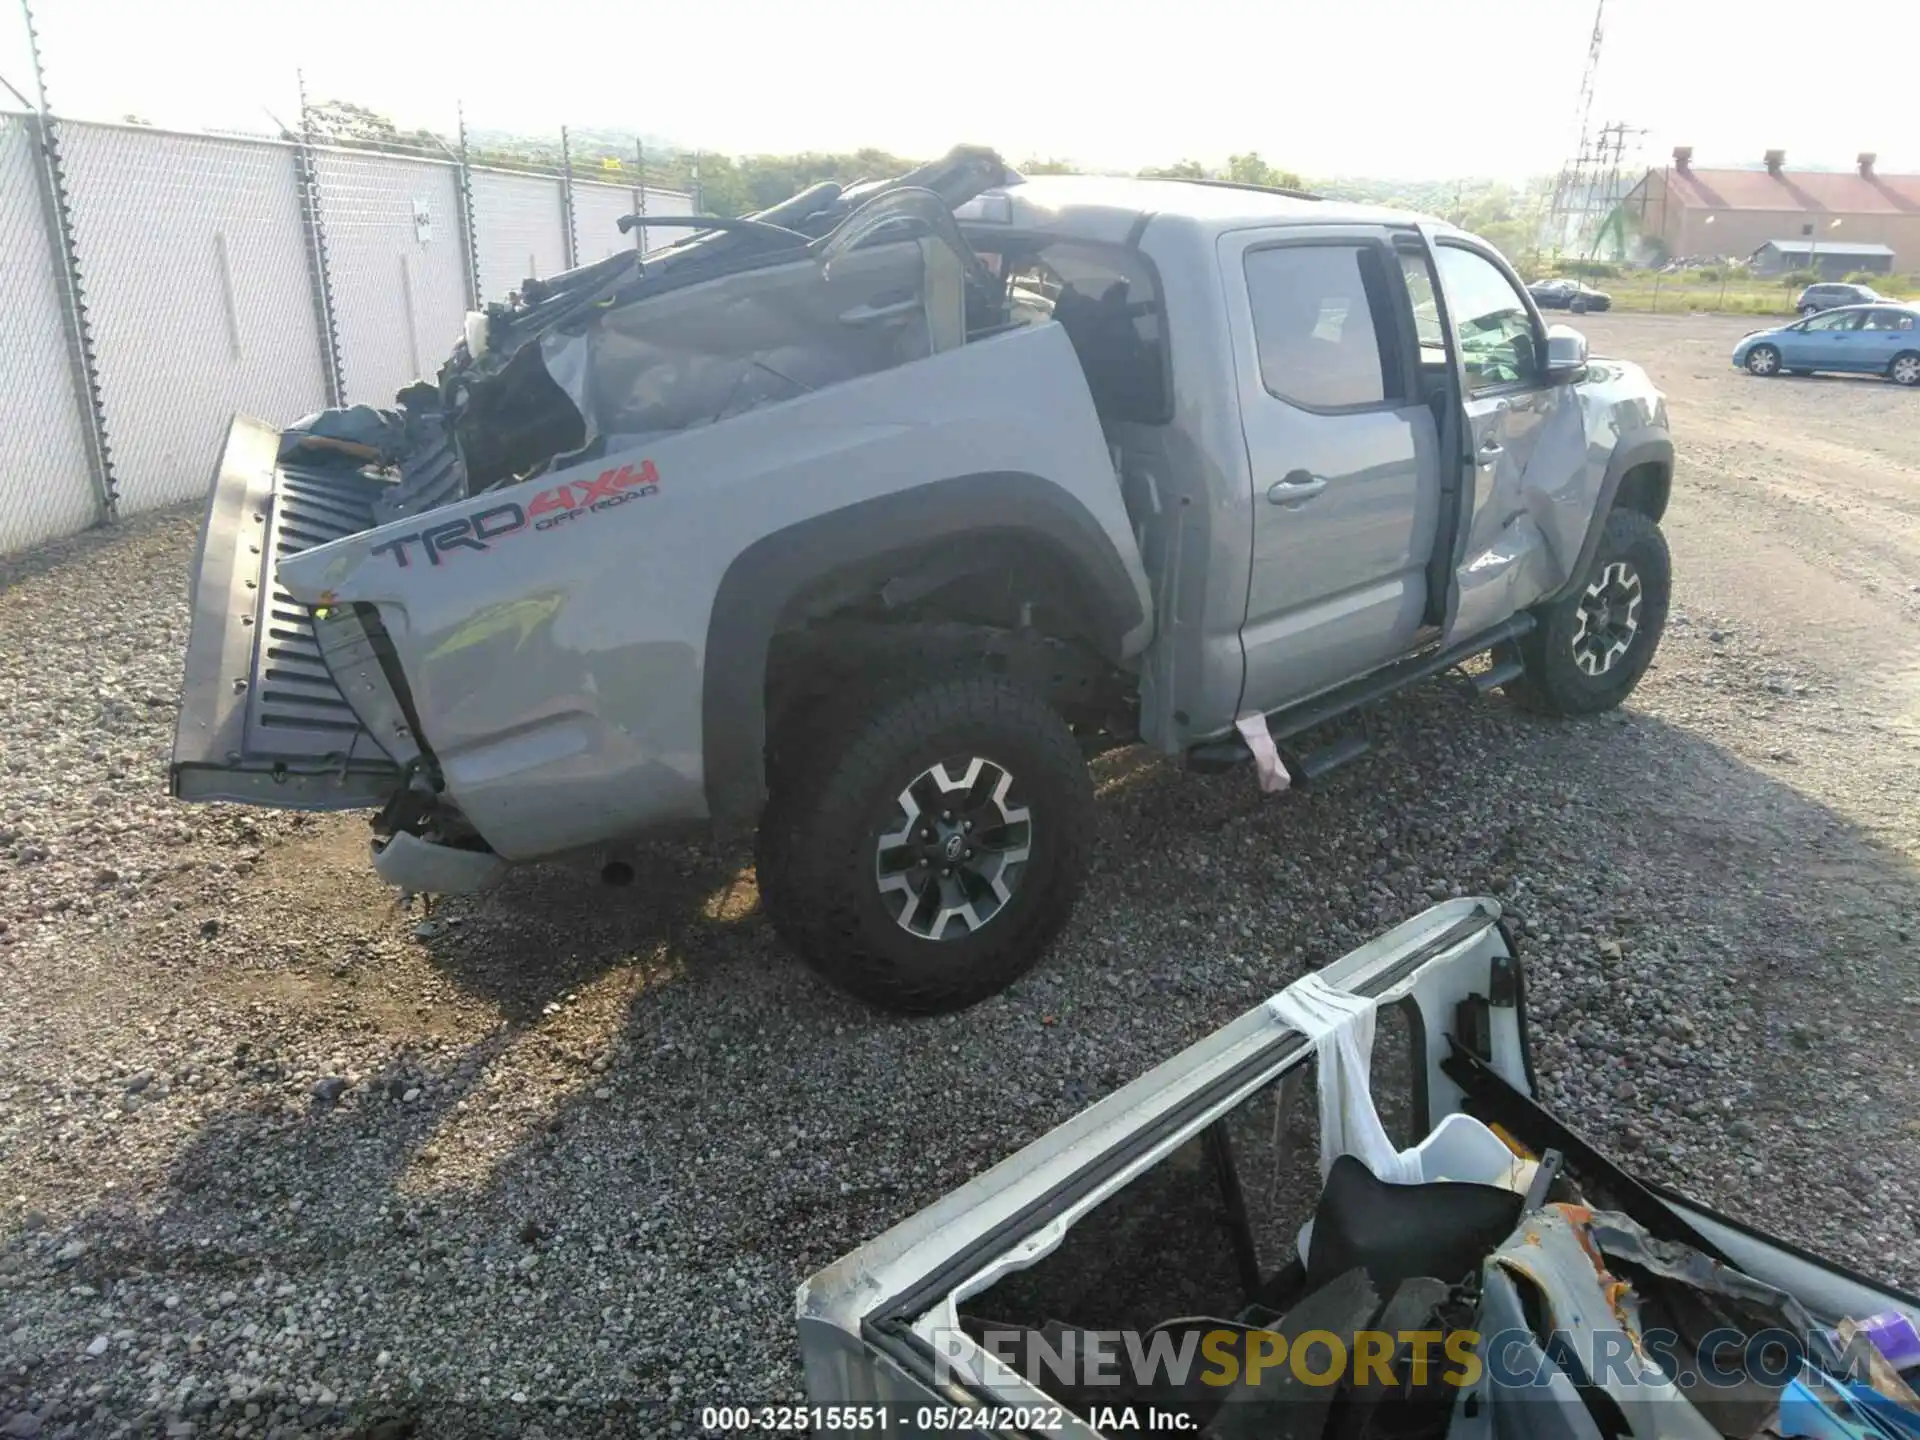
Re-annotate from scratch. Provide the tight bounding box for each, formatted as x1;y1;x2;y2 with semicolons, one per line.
1548;429;1672;603
702;471;1148;828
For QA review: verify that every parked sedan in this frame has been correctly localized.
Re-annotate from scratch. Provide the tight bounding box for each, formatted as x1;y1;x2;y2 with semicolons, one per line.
1527;277;1612;313
1733;303;1920;385
1793;281;1880;316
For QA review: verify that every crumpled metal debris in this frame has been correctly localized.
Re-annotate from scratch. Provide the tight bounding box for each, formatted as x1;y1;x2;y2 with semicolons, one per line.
278;403;411;465
1588;1208;1847;1437
1473;1204;1721;1439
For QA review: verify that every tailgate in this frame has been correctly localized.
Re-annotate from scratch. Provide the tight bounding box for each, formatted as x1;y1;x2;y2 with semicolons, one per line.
170;416;403;809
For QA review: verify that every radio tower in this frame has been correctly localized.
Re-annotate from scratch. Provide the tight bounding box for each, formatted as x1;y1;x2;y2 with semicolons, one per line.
1544;0;1608;258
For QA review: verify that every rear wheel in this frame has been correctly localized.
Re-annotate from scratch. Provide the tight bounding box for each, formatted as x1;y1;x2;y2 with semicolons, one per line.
756;672;1094;1014
1506;508;1671;717
1890;352;1920;387
1800;304;1819;317
1746;344;1782;377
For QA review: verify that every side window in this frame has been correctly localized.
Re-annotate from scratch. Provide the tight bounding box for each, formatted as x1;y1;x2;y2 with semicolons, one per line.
1244;243;1403;410
1399;252;1449;367
1804;309;1864;332
1004;241;1169;424
1863;309;1915;332
1433;245;1542;393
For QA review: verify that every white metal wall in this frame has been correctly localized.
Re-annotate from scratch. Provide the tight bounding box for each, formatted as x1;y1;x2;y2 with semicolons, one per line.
0;111;698;556
568;181;696;259
314;150;470;408
470;168;568;303
571;179;639;263
635;186;696;255
0;116;98;552
58;123;332;514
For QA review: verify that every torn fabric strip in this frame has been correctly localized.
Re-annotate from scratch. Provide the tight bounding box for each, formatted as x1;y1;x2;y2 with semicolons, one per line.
1235;712;1291;794
1267;972;1421;1184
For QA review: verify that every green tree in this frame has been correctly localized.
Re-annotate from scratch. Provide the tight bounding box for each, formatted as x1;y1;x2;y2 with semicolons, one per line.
303;99;446;157
1138;158;1209;179
1136;154;1305;189
1224;152;1303;190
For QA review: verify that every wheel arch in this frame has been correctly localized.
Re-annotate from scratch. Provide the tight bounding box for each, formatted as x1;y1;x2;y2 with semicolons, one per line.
1547;429;1672;605
702;472;1148;829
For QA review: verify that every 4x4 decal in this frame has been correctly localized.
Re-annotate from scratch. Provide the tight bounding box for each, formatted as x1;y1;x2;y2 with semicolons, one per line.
370;460;661;569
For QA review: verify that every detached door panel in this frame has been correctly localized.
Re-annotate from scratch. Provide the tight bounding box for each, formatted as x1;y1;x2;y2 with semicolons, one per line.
1227;229;1439;714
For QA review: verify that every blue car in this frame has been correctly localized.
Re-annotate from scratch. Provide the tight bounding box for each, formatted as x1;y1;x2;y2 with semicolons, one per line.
1733;302;1920;386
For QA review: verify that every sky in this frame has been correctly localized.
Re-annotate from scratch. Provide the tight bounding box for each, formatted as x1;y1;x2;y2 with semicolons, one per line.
2;0;1916;179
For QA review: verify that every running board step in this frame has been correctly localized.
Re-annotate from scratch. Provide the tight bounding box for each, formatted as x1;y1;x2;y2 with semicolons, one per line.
1186;613;1537;775
1288;733;1371;787
1472;656;1527;694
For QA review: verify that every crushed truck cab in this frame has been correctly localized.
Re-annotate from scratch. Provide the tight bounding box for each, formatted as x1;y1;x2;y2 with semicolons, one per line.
171;148;1675;1014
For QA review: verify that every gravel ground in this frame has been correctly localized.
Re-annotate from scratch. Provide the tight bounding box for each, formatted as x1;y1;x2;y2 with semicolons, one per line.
3;310;1919;1438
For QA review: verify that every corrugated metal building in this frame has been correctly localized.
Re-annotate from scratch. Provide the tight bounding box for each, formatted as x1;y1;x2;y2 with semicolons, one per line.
1619;148;1920;273
1750;239;1895;278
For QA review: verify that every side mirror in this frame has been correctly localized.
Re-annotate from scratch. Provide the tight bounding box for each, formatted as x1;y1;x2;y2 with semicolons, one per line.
1544;324;1589;382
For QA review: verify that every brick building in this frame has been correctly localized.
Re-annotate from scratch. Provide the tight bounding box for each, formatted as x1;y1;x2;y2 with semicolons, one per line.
1617;148;1920;274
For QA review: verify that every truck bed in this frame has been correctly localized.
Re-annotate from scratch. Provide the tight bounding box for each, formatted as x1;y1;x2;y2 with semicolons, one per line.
170;417;404;809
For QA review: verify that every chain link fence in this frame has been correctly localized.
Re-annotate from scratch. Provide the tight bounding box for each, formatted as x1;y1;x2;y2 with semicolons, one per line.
311;147;471;408
0;109;694;556
58;121;332;514
0;113;98;552
572;177;646;264
468;166;569;303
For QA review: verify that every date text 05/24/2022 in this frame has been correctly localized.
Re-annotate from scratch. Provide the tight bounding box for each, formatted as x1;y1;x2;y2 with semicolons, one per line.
699;1403;1196;1432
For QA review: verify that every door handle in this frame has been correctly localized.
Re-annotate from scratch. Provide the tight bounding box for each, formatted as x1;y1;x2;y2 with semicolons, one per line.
1267;471;1328;505
1479;437;1504;456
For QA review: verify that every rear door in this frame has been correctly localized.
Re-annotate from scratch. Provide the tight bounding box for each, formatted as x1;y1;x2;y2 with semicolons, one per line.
1860;306;1918;373
1224;226;1441;712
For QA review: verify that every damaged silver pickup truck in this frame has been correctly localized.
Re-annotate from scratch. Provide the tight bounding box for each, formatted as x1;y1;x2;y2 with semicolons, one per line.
800;901;1920;1439
171;147;1675;1013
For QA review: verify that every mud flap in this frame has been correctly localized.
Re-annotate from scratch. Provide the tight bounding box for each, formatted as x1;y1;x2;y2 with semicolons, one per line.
170;416;404;809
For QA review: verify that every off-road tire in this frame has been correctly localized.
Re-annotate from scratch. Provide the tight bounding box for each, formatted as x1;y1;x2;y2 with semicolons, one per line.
756;673;1094;1014
1506;507;1671;717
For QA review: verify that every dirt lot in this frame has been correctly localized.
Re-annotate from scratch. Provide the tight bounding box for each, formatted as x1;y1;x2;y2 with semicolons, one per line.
2;311;1918;1438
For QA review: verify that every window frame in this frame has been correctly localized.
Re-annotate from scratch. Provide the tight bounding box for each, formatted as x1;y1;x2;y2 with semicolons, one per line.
1239;234;1418;417
1432;237;1550;399
1800;308;1867;333
963;228;1175;426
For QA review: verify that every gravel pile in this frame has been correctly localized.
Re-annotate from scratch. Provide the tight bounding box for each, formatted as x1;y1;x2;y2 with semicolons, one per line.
4;314;1919;1438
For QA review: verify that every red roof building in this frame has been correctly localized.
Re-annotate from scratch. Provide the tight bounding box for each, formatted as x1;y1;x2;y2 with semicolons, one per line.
1618;148;1920;275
